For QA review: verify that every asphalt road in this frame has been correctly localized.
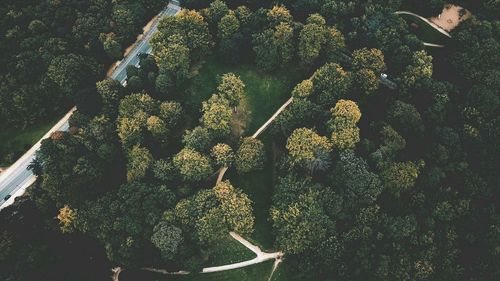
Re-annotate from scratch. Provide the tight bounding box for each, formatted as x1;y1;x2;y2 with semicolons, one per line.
0;2;181;210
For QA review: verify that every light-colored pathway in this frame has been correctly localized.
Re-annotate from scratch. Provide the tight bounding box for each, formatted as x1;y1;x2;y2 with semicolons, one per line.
395;11;452;38
139;232;282;276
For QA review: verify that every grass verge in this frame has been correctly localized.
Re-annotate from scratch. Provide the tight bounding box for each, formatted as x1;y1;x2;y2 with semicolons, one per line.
0;115;63;167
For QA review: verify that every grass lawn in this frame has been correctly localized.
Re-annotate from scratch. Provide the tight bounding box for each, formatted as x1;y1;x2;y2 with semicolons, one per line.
120;260;275;281
183;56;305;135
204;234;256;267
0;115;62;167
398;13;450;45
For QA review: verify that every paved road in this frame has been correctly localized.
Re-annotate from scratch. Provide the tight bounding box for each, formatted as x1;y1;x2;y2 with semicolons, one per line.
0;2;181;210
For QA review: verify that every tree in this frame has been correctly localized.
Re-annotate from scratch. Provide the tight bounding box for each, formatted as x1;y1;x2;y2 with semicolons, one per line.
291;79;313;99
252;29;278;71
154;41;190;87
272;98;321;136
151;222;183;260
217;11;242;63
146;115;168;141
235;137;265;173
173;148;213;181
381;161;422;197
201;94;233;138
206;0;229;26
298;15;326;65
324;26;346;61
217;73;245;108
152;9;212;62
354;68;379;95
329;99;361;127
57;205;76;234
174;180;254;244
274;22;295;66
152;159;177;182
96;79;122;117
333;151;383;208
267;5;293;27
312;62;351;106
47;54;98;93
352;48;386;73
182;126;213;152
328;100;361;151
159;101;182;128
270;175;330;254
100;32;121;59
388;100;424;136
126;145;153;182
286;128;332;172
211;143;235;167
402;50;433;87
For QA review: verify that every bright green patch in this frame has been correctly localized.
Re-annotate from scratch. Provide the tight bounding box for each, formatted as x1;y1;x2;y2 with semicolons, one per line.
0;115;62;166
204;234;256;267
398;13;450;45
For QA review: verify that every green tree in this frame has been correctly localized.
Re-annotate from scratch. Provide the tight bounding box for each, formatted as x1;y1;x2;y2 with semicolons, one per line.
235;137;265;173
201;94;233;138
217;11;242;62
298;15;326;65
312;62;351;106
388;100;424;136
381;161;422;197
154;41;190;87
151;221;183;260
159;101;183;128
47;54;98;93
270;175;330;254
328;100;361;151
173;148;213;181
207;0;229;26
402;50;433;87
286;128;332;171
217;73;245;108
352;48;386;73
126;145;153;182
291;79;314;99
96;79;122;117
267;5;293;27
182;126;213;152
211;143;235;167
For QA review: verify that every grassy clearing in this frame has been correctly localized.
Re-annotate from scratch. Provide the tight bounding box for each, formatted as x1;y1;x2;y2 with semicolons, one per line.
0;115;62;166
204;234;256;267
183;56;304;135
121;260;275;281
398;13;450;45
185;56;305;250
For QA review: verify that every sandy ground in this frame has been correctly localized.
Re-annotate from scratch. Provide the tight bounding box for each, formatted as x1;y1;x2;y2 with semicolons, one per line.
430;4;471;32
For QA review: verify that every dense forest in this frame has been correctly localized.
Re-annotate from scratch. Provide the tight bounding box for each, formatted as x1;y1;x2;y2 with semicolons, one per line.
1;0;498;281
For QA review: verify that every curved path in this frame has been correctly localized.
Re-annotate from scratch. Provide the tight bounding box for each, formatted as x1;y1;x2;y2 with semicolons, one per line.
139;232;282;276
395;11;451;38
